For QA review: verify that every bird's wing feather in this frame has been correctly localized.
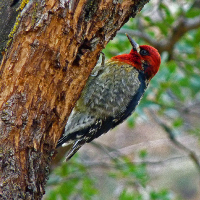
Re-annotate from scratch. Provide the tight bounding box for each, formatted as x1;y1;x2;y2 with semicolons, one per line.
81;61;141;118
56;110;96;147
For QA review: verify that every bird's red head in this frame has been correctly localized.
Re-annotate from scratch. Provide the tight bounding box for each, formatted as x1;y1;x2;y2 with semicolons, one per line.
111;34;161;80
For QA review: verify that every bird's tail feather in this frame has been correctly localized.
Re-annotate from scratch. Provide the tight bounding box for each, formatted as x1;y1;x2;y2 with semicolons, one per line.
65;139;86;161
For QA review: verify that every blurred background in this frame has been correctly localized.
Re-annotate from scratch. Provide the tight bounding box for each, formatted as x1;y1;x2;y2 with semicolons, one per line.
44;0;200;199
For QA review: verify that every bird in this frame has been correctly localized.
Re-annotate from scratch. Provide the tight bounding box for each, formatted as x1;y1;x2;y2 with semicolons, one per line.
57;34;161;160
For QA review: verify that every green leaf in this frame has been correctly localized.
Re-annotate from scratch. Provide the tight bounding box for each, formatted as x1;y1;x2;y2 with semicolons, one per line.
170;84;185;101
126;115;135;128
173;118;183;128
139;149;148;159
186;8;200;18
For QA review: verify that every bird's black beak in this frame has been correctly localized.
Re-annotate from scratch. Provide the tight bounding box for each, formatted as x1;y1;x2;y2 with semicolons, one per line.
126;33;140;53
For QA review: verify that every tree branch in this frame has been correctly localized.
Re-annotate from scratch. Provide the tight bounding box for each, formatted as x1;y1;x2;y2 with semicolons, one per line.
150;110;200;175
119;15;200;57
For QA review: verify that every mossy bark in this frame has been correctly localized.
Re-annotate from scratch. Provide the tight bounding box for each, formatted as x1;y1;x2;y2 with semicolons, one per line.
0;0;148;199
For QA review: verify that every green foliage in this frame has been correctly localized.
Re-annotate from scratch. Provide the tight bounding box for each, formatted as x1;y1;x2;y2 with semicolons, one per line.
45;155;98;200
126;115;136;128
45;151;177;200
109;156;149;187
150;189;173;200
119;190;143;200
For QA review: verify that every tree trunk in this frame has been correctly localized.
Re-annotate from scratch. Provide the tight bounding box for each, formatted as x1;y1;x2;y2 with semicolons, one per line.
0;0;148;199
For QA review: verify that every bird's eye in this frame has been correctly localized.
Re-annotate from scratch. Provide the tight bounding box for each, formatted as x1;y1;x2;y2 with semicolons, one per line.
140;49;149;56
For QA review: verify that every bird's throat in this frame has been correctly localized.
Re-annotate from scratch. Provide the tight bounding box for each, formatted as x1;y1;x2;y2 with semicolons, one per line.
111;53;143;71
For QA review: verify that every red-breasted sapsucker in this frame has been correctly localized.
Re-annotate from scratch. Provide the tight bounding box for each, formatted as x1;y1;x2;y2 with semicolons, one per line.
57;34;161;160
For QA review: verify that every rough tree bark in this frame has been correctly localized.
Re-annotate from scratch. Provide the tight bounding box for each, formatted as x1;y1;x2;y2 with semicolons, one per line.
0;0;149;199
0;0;20;61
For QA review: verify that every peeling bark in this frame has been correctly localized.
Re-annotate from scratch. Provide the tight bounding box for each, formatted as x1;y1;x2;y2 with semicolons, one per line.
0;0;148;199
